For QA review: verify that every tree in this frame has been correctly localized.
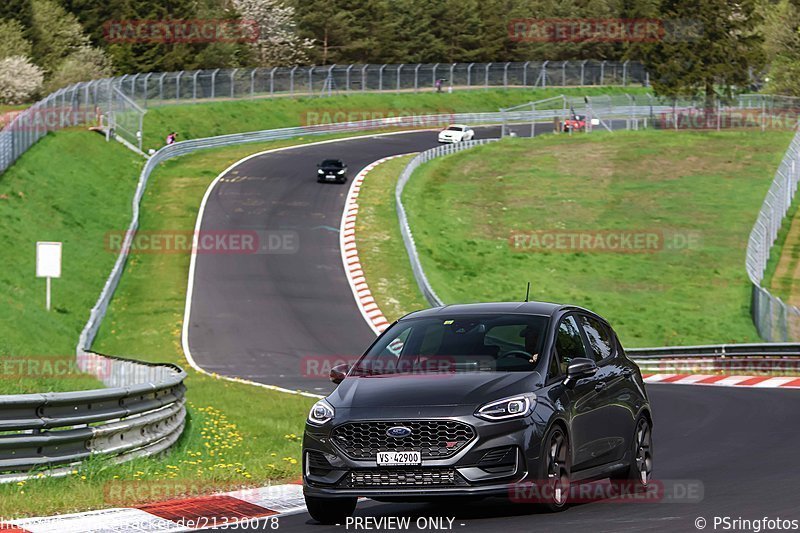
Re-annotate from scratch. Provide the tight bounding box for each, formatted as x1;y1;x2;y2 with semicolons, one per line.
0;56;44;104
30;0;90;75
762;0;800;95
45;45;113;92
233;0;313;66
638;0;764;102
0;19;33;60
294;0;354;64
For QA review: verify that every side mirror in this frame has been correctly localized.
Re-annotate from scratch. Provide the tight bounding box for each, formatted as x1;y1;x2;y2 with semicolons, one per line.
564;357;597;386
330;363;349;384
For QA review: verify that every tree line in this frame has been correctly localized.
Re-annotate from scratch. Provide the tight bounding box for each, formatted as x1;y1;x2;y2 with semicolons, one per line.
0;0;798;104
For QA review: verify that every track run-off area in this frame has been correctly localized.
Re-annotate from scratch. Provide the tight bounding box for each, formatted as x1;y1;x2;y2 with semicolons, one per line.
181;126;800;531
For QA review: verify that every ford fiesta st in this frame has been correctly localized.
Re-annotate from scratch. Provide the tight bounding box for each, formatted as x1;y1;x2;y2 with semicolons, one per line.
302;302;653;524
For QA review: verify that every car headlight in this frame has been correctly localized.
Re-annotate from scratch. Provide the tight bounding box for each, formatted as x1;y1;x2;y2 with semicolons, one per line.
317;169;324;174
308;399;335;426
475;393;535;421
337;169;345;174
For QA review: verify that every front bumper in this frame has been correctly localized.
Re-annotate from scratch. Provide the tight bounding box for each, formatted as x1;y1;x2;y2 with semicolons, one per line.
303;413;546;501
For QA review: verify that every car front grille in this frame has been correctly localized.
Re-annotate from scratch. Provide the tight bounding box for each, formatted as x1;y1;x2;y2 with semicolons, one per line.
332;420;476;460
343;468;468;488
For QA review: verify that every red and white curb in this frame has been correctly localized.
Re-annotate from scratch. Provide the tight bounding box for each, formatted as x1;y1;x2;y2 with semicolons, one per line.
340;154;414;336
0;483;306;532
643;373;800;388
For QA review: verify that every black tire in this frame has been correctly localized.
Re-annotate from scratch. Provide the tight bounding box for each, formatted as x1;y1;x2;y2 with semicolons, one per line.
305;495;357;524
611;415;653;489
537;424;571;512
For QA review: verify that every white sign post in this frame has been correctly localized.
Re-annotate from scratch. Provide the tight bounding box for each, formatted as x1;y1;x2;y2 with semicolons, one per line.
36;242;62;311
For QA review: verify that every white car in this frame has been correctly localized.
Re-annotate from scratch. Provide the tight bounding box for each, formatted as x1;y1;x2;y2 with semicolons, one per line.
438;124;475;143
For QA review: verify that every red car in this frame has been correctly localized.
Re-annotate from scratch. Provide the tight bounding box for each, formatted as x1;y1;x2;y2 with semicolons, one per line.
563;114;586;132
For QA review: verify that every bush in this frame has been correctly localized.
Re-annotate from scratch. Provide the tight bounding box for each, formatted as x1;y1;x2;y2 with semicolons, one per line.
0;55;44;104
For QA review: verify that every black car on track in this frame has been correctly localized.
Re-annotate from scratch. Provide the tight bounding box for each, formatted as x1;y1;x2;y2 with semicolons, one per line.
302;301;653;523
316;159;348;183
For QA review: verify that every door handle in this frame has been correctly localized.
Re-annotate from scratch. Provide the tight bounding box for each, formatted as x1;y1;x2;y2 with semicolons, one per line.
622;368;634;377
595;381;607;392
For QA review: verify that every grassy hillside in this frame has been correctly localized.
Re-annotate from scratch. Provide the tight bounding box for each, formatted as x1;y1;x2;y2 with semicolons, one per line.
389;130;791;347
142;87;650;150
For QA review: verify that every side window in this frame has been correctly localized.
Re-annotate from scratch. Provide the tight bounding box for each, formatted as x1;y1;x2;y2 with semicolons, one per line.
579;315;614;363
554;315;587;374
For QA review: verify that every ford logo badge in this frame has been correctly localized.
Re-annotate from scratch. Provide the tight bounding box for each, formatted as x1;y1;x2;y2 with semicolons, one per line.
386;426;412;438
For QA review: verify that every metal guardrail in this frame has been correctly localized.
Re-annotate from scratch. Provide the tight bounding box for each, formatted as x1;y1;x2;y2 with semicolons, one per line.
0;351;186;482
627;343;800;374
0;60;647;174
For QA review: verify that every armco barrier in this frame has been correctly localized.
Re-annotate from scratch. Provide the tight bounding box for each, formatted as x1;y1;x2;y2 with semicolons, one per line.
0;351;185;483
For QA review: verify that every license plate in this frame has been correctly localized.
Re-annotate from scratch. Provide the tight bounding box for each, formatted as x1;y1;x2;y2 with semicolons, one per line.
326;175;336;179
376;451;421;466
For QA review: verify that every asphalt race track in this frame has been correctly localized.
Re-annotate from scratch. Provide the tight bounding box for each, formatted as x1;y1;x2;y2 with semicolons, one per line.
185;125;536;394
186;124;800;531
265;385;800;532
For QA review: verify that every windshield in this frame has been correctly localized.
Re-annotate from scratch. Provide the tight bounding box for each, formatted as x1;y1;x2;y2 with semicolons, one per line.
321;159;342;167
446;126;463;131
354;314;548;376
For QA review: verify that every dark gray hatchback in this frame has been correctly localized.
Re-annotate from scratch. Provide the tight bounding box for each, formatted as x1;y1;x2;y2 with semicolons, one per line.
302;302;652;523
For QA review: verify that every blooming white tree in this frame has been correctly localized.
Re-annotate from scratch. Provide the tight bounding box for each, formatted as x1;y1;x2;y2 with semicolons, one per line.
233;0;313;66
0;56;44;105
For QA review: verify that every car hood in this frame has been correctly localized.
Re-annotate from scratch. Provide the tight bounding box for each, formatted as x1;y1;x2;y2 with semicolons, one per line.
328;371;542;408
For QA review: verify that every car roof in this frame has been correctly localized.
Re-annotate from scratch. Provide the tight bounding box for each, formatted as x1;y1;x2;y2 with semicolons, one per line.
320;159;344;165
447;124;468;128
400;301;591;320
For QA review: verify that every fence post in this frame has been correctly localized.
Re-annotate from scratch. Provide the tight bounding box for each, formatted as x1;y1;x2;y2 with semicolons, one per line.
522;61;529;86
580;60;587;86
467;63;474;87
378;64;386;91
270;67;277;95
562;60;567;86
142;73;152;106
250;69;256;97
346;64;353;91
210;68;219;99
231;68;237;98
414;64;421;92
308;66;314;94
541;61;548;88
432;63;438;88
290;66;297;96
485;63;492;89
449;63;455;89
600;60;606;85
503;62;509;88
361;65;368;92
622;60;628;86
192;71;200;100
397;64;403;93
